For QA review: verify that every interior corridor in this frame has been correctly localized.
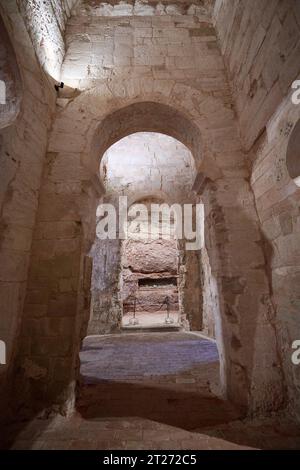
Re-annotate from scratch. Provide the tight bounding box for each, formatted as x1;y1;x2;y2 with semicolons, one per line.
1;0;300;452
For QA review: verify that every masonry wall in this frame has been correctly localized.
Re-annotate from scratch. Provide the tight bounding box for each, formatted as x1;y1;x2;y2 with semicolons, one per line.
0;0;79;419
18;1;286;414
18;0;78;81
214;0;300;417
214;0;300;150
200;245;217;338
122;238;179;315
250;98;300;418
61;1;222;89
0;2;56;418
0;4;54;367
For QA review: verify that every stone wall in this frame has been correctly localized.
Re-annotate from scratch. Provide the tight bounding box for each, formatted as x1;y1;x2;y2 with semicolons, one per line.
121;238;179;315
213;0;300;150
0;1;57;416
61;2;223;91
214;0;300;418
196;176;284;412
17;0;78;81
79;0;215;18
250;96;300;419
16;1;286;415
199;245;217;338
88;238;122;334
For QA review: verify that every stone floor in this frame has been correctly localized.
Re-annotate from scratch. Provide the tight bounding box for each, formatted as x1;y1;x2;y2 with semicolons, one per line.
2;332;300;450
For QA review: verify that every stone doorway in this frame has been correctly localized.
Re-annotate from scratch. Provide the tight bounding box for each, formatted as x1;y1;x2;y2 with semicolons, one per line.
121;208;182;330
87;132;205;335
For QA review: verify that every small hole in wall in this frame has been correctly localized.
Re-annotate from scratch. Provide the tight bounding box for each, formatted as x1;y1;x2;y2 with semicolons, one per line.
286;119;300;187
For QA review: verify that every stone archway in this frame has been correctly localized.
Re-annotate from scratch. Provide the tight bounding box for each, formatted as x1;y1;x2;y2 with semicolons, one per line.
16;81;284;416
88;131;202;336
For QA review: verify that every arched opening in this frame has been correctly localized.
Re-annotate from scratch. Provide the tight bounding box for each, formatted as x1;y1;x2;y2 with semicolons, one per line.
87;131;209;334
88;101;203;178
17;99;228;423
3;0;298;448
78;129;225;430
19;98;266;424
286;119;300;187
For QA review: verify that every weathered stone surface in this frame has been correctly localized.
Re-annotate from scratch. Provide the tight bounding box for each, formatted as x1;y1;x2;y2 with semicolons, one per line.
0;0;299;437
214;0;300;150
89;133;201;332
250;93;300;417
124;239;178;275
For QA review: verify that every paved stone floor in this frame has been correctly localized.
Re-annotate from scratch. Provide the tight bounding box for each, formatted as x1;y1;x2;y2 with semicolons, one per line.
2;332;300;450
80;331;219;385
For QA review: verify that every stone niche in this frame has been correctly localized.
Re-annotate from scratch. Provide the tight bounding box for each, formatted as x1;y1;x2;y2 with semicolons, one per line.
122;238;180;315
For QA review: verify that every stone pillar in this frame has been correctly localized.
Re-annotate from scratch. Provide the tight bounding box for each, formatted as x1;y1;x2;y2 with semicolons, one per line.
14;155;103;414
88;238;122;335
178;236;203;332
194;173;285;413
